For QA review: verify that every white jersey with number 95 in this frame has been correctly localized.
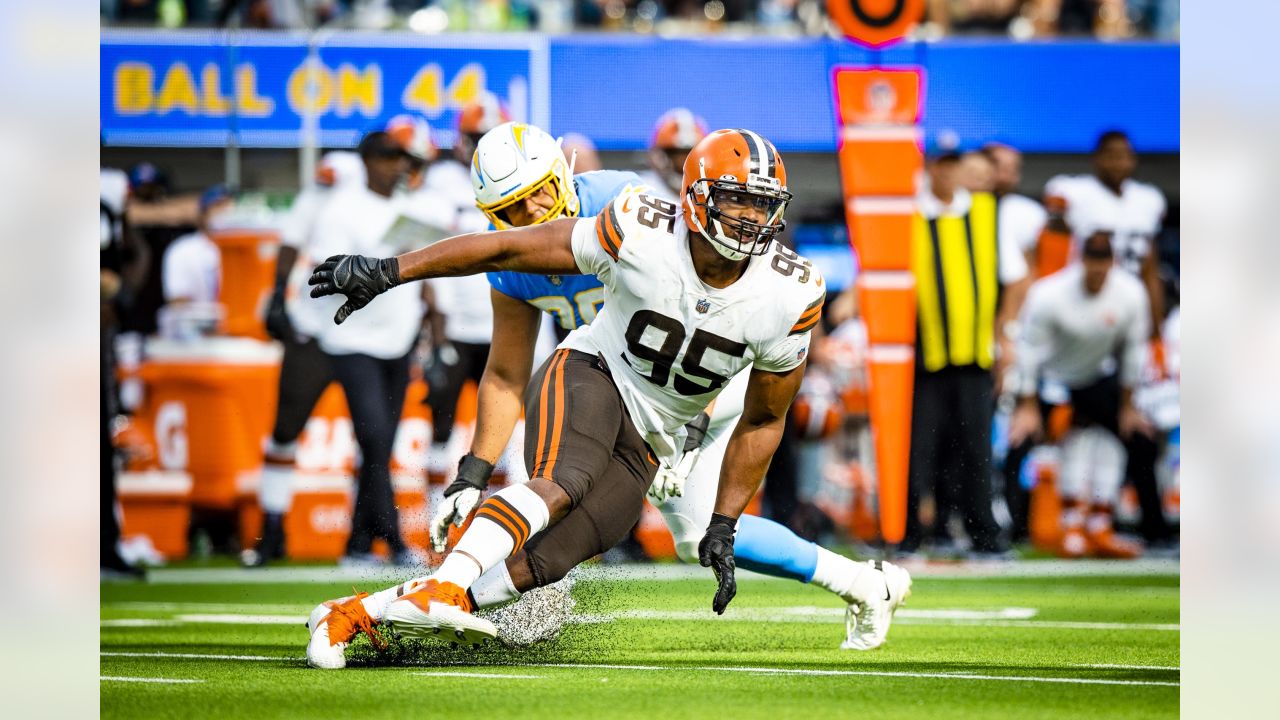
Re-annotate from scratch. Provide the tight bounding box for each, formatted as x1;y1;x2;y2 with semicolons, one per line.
562;188;825;465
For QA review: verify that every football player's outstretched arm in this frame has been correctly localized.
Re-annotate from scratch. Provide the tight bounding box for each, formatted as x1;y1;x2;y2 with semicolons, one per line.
309;218;580;324
698;362;805;615
429;287;543;551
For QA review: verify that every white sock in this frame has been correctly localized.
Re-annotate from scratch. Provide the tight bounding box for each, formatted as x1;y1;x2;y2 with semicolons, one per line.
1087;428;1127;507
1061;497;1086;530
470;562;521;609
259;463;294;515
811;546;877;604
260;440;297;514
1059;429;1091;501
434;484;550;589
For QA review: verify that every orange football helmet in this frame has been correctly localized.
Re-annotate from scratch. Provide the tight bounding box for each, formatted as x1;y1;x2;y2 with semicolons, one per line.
455;94;511;163
682;128;792;260
649;108;707;194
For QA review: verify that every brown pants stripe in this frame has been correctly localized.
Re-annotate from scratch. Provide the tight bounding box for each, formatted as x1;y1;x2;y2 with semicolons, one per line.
531;349;570;481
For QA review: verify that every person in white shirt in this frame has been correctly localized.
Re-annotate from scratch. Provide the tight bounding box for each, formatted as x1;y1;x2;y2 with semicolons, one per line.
985;142;1049;268
241;151;366;567
1044;130;1167;344
161;186;230;305
1008;232;1154;559
309;131;426;567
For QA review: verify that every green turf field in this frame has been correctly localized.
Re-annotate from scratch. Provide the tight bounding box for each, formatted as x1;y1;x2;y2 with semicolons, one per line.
101;562;1178;719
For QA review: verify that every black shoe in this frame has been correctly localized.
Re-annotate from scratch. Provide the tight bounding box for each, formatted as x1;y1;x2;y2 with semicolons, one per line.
241;514;286;567
101;553;145;581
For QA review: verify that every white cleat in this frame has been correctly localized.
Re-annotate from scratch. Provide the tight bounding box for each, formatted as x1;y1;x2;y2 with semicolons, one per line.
841;560;912;651
305;592;382;669
383;580;497;648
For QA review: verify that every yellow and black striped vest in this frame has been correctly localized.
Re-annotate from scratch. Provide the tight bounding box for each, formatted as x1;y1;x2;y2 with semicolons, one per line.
911;192;999;372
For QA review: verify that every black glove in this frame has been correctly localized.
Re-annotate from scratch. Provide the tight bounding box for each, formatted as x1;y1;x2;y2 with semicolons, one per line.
683;411;711;454
264;286;294;342
443;453;496;498
698;513;738;615
308;254;401;324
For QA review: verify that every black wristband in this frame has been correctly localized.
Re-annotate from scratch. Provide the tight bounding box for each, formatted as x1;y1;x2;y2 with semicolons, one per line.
379;257;402;288
683;412;711;454
452;453;495;492
706;513;737;538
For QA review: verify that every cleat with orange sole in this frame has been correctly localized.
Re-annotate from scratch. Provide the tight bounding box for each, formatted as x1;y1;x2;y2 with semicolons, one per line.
384;579;497;646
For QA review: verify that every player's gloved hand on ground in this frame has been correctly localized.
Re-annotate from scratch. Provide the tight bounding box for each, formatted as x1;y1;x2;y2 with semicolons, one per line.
308;254;401;324
429;453;495;552
698;513;738;615
264;286;294;342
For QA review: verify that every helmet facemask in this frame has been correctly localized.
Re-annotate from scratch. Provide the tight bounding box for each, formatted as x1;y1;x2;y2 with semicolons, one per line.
686;177;791;261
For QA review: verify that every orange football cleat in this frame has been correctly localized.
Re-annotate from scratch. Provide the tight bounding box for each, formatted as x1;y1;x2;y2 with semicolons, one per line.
305;591;383;670
1086;526;1144;559
384;579;497;646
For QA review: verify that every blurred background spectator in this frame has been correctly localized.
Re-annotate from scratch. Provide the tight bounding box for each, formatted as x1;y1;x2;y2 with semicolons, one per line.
101;0;1176;37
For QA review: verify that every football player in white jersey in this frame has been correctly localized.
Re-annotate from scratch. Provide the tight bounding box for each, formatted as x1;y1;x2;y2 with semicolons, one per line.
304;129;911;668
1044;130;1167;346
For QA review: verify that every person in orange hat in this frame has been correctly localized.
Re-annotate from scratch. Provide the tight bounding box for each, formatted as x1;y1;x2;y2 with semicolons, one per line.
639;107;708;202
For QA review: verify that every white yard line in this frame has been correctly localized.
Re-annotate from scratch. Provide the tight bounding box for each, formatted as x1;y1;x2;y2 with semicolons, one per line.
99;652;1176;687
1083;663;1180;671
101;619;181;627
101;676;203;684
413;671;544;679
139;559;1178;585
101;651;296;662
101;606;1176;632
174;614;305;625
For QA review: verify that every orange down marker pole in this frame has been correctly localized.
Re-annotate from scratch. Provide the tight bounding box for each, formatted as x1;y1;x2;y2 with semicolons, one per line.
832;68;923;544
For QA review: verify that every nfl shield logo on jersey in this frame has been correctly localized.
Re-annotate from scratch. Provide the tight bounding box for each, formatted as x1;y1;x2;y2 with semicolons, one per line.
696;298;710;314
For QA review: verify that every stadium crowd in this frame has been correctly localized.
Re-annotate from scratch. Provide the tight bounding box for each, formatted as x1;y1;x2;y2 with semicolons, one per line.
101;95;1180;582
102;0;1178;38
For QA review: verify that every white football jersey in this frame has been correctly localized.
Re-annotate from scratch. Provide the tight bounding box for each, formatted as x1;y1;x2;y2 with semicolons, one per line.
1044;174;1166;275
564;188;824;465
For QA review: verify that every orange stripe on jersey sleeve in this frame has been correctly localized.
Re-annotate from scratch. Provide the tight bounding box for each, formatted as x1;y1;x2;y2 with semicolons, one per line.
789;292;826;335
595;203;623;260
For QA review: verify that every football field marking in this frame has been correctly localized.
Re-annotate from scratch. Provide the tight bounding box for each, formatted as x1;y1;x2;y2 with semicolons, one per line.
102;651;295;662
414;671;545;679
102;605;1176;632
101;676;203;684
1084;663;1180;671
540;663;1178;687
99;652;1177;687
